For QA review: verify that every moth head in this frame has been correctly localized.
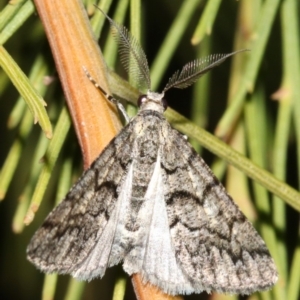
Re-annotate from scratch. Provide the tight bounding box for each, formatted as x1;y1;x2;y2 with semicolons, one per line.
137;91;168;113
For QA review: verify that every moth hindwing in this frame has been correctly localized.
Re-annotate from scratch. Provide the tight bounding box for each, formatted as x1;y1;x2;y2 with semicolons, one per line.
27;8;277;296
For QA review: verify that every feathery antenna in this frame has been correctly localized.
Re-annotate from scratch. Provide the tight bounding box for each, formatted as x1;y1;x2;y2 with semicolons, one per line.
163;50;248;93
96;6;151;92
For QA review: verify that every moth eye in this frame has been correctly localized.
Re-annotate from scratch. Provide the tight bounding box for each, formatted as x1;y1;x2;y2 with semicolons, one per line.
137;95;147;107
162;98;168;111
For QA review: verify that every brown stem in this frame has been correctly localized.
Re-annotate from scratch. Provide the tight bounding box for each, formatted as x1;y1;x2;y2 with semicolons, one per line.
34;0;122;169
132;274;184;300
33;1;183;299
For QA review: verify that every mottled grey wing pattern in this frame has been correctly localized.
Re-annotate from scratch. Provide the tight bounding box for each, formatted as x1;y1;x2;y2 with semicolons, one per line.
161;125;278;295
26;123;135;274
27;108;277;295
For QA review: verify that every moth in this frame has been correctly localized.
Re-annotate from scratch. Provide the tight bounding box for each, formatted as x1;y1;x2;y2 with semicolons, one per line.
27;8;278;296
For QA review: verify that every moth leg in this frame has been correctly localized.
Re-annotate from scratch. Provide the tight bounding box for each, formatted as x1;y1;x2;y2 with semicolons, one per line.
83;66;130;124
